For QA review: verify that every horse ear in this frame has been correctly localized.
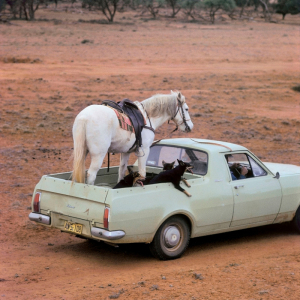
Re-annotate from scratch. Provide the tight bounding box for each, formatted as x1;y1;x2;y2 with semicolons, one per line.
178;92;182;100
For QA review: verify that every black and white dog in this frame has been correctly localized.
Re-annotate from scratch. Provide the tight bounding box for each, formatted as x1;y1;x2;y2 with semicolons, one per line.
113;167;144;189
148;159;193;197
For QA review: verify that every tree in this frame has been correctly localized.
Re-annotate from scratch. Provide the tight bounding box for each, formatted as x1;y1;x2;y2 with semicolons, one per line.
98;0;120;22
118;0;139;10
5;0;41;20
82;0;120;22
235;0;250;18
142;0;165;18
5;0;19;18
275;0;300;19
0;0;6;12
26;0;40;19
258;0;272;21
203;0;236;23
165;0;181;17
82;0;94;9
181;0;200;19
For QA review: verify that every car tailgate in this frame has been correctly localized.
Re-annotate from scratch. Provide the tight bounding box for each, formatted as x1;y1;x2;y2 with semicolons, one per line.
37;176;110;226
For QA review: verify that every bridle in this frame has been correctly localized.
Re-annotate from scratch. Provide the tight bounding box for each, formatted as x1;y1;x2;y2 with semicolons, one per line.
139;94;192;147
170;94;191;133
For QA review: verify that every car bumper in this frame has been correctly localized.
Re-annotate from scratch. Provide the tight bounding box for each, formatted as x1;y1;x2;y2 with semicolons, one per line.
91;227;125;240
29;212;51;225
29;213;125;240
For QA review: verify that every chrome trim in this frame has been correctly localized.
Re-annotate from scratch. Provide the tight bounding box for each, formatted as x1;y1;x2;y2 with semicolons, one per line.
91;227;125;240
29;212;51;225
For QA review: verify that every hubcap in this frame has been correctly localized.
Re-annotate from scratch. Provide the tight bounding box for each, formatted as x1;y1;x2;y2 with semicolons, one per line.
163;226;181;248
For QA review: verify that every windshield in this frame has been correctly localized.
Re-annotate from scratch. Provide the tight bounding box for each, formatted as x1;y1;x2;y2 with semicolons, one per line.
146;145;208;175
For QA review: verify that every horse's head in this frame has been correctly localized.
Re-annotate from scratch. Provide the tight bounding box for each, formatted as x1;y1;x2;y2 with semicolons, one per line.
171;91;194;133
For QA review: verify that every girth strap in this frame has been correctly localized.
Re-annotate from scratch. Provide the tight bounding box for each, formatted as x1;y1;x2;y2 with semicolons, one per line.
102;99;155;153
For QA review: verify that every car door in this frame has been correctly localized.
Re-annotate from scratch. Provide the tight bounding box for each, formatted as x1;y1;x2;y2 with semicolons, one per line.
226;153;282;227
146;145;234;234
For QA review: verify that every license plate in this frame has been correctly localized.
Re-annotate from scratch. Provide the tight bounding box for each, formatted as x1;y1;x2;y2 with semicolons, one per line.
64;221;83;234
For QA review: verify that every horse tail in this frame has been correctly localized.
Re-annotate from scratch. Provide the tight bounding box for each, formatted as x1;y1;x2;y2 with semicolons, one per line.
72;117;87;183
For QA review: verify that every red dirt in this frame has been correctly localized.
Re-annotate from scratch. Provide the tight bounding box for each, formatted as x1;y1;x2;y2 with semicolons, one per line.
0;5;300;300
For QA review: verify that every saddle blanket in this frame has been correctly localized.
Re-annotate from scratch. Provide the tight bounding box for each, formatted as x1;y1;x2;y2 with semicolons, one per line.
109;107;135;133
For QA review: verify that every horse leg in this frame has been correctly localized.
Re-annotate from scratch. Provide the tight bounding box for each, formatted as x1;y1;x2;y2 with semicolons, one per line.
137;147;150;178
87;153;106;185
118;152;130;182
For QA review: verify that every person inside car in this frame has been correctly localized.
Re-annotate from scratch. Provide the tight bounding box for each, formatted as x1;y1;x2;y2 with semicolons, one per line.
225;155;248;180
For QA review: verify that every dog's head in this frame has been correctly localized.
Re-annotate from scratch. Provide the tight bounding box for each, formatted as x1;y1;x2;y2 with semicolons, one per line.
125;167;145;186
132;172;145;186
162;160;175;171
177;159;194;174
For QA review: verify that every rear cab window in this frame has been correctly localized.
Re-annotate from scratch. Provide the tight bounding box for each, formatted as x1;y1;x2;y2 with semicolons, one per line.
147;145;208;175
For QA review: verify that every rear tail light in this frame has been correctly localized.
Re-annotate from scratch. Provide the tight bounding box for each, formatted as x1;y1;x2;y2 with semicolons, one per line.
33;192;41;213
103;207;110;229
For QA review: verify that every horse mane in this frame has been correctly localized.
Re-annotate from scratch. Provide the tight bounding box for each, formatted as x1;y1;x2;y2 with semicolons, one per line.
137;91;184;118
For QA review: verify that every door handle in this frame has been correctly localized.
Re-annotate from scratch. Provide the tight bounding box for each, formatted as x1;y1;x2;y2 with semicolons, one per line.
234;185;244;189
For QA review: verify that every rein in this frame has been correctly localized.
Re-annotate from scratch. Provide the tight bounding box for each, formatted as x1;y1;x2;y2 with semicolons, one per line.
151;126;178;146
138;101;179;147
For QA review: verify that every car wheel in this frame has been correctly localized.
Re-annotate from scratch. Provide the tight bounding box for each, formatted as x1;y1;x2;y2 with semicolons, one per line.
149;216;190;260
293;206;300;233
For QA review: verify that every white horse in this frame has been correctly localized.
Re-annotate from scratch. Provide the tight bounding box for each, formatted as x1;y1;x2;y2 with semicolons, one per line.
72;91;194;185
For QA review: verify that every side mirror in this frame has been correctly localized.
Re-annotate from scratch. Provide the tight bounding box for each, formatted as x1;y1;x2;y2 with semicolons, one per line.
274;172;280;179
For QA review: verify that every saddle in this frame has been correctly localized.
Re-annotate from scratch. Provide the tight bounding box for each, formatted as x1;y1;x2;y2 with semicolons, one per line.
102;99;147;151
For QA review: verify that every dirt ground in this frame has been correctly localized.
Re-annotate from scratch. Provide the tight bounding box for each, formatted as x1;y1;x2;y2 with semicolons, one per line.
0;4;300;299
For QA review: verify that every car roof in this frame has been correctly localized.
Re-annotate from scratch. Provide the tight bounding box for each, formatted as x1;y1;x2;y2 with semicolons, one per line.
154;138;248;153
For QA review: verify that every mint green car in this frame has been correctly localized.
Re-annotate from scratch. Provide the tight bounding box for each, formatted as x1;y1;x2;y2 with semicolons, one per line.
29;138;300;260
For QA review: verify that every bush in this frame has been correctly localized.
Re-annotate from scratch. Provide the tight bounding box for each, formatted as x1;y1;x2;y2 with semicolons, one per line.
274;0;300;19
202;0;236;23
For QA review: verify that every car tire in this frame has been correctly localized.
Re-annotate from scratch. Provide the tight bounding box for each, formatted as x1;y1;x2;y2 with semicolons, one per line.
149;216;190;260
293;206;300;233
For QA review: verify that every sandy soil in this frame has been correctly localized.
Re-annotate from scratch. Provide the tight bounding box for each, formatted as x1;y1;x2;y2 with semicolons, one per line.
0;5;300;299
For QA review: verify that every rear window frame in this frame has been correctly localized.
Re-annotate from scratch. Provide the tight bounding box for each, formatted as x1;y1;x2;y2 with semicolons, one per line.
146;144;209;176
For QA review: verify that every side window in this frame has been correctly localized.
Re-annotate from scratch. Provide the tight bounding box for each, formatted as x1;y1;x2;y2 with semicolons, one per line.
226;153;251;180
147;145;208;175
248;156;267;177
225;153;267;180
